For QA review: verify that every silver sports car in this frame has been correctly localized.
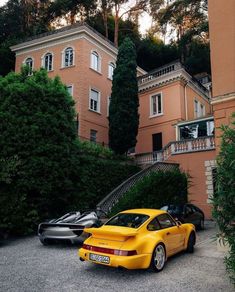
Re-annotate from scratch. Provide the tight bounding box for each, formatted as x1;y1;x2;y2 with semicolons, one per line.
38;210;102;245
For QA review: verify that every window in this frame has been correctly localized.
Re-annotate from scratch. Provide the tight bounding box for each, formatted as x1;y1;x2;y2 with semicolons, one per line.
25;57;33;75
108;62;115;79
64;47;73;67
147;218;161;231
179;119;214;140
194;100;199;118
91;51;100;71
89;89;100;112
107;96;111;116
105;213;149;229
150;93;163;116
67;85;73;96
200;103;205;117
43;53;53;71
157;214;175;229
90;129;97;143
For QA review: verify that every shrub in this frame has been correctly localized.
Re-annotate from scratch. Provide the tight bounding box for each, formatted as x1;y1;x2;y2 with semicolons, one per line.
77;141;140;210
213;113;235;284
110;169;188;215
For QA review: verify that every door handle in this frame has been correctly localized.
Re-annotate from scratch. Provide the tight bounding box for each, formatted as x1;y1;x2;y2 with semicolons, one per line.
166;232;170;235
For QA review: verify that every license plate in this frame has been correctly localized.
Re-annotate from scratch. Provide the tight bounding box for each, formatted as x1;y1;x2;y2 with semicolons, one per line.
89;253;110;264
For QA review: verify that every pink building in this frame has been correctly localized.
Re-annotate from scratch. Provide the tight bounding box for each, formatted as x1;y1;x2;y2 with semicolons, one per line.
11;24;216;218
11;23;146;146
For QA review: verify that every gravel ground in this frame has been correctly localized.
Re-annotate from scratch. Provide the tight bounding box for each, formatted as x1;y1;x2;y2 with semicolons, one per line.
0;221;234;292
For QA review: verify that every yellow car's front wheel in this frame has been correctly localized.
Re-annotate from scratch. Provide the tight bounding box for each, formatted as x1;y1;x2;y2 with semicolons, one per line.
150;243;166;272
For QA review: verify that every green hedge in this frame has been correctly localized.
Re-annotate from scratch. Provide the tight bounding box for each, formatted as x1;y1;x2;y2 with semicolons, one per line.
110;169;188;215
76;141;140;210
213;113;235;285
0;69;140;236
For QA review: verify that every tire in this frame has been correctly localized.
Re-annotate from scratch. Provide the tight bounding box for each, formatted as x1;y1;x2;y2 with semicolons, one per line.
198;218;204;230
150;243;166;272
186;232;195;253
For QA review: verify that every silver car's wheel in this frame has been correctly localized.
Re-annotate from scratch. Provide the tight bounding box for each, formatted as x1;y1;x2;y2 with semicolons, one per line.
150;243;166;272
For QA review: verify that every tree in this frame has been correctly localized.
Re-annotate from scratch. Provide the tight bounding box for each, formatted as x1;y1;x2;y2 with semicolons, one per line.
109;37;139;154
50;0;97;25
0;0;54;76
0;68;80;234
150;0;208;62
213;114;235;284
112;0;147;46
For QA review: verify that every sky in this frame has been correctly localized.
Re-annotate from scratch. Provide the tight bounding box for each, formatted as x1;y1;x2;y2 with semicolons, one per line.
0;0;152;34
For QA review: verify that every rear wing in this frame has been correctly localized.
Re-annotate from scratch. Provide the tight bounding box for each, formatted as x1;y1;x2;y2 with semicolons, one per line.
84;227;137;238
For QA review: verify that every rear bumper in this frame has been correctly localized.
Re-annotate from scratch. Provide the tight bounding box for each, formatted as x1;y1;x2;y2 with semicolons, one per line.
79;248;151;270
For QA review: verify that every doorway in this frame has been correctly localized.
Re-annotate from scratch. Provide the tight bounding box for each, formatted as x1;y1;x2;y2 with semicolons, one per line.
152;133;162;152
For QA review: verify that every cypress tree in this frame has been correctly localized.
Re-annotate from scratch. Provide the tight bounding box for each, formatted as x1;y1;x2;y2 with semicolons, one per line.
109;37;139;154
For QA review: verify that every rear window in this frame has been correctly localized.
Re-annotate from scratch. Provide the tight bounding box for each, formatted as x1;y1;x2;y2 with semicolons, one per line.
105;213;149;229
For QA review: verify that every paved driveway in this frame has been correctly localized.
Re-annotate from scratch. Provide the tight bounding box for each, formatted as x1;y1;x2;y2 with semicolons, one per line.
0;222;233;292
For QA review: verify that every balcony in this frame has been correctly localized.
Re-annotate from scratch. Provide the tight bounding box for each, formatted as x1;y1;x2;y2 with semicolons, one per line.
135;136;215;165
138;60;209;96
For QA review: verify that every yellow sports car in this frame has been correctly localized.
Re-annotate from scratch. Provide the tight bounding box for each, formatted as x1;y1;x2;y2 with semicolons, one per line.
79;209;196;272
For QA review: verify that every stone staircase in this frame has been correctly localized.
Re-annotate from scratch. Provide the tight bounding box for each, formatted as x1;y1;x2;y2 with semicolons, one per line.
96;162;179;216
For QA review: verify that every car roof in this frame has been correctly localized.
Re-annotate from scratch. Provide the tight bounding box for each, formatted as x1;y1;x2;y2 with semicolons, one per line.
120;209;166;217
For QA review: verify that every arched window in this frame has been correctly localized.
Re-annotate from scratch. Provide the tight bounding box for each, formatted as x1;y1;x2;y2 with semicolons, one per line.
64;47;73;67
91;51;100;71
108;62;115;79
25;57;33;75
43;53;53;71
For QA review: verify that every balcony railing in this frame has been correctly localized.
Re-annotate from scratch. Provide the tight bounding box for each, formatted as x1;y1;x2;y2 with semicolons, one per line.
135;136;215;165
138;61;182;85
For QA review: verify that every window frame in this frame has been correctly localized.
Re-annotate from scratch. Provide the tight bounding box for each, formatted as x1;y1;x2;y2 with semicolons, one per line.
24;57;34;75
90;50;101;72
62;47;74;68
150;92;163;117
108;62;115;80
43;52;53;71
147;217;161;231
157;213;176;229
107;95;111;116
66;85;73;97
89;88;101;113
90;129;97;143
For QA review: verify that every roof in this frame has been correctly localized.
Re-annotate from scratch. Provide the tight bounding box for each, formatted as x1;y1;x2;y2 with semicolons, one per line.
10;22;147;76
120;209;166;217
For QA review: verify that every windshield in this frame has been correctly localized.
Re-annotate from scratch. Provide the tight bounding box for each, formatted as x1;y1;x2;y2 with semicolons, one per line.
105;213;149;229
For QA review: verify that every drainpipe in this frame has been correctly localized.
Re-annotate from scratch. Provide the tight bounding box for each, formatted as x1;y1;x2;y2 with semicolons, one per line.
184;81;189;120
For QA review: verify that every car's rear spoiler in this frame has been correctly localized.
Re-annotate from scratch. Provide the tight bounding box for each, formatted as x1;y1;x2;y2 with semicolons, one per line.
84;227;137;238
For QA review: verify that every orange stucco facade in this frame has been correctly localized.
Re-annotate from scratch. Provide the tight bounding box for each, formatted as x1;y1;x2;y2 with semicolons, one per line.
12;24;146;146
12;24;217;219
208;0;235;150
136;78;212;153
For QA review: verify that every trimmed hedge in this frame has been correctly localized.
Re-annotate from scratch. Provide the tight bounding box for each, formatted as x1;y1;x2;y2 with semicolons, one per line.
213;113;235;285
110;169;188;215
76;141;140;210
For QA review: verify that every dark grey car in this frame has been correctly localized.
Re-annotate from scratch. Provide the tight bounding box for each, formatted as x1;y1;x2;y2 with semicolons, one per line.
161;203;205;230
38;211;102;245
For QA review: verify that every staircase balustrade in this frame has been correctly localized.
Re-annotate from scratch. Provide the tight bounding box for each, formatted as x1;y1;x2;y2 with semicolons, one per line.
96;162;178;215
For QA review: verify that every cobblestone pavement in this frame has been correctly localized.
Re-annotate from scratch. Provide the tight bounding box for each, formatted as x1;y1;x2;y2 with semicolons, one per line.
0;221;234;292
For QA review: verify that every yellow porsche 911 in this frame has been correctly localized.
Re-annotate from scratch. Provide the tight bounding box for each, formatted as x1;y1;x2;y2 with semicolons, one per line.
79;209;196;272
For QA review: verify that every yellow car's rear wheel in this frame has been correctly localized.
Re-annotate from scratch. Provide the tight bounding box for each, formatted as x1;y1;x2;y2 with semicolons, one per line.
150;243;166;272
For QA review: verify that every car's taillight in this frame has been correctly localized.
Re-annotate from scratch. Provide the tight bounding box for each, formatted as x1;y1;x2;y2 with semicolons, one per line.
82;244;137;256
114;250;137;256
